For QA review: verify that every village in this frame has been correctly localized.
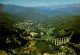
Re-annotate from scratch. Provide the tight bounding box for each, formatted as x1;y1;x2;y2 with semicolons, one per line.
10;20;77;55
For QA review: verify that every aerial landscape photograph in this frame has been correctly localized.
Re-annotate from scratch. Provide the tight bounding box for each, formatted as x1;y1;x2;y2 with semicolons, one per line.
0;0;80;55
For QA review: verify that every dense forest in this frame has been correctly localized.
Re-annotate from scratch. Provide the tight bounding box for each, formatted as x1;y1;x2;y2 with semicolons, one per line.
0;12;28;54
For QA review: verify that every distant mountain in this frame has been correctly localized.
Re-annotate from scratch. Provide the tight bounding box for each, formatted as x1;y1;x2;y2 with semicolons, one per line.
0;3;80;22
0;3;50;21
0;3;32;14
15;3;80;21
16;8;50;22
35;3;80;16
1;3;80;15
36;9;72;16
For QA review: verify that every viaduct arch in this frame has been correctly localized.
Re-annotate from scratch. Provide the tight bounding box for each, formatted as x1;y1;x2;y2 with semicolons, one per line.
22;33;73;46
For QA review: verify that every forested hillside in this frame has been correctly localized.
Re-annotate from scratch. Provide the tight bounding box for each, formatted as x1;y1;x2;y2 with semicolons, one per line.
62;16;80;43
0;12;24;25
16;8;50;22
0;12;28;53
42;16;76;29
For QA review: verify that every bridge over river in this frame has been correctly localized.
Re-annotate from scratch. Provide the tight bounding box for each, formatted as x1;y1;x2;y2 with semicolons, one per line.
21;32;74;46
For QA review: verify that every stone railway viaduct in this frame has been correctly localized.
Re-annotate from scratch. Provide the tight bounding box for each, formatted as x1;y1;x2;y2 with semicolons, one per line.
22;32;73;46
14;23;74;46
23;36;71;46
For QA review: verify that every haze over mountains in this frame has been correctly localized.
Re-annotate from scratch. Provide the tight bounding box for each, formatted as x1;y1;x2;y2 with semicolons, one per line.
36;3;80;16
0;3;80;22
1;3;80;14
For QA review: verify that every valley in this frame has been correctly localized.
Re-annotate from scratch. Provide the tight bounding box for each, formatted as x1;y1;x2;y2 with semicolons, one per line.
0;3;80;55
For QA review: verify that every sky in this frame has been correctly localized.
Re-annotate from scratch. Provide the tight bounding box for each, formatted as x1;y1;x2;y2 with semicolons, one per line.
0;0;80;7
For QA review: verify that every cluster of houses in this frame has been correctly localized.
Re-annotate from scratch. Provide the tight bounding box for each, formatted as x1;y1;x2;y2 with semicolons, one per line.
23;41;36;54
12;20;71;55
